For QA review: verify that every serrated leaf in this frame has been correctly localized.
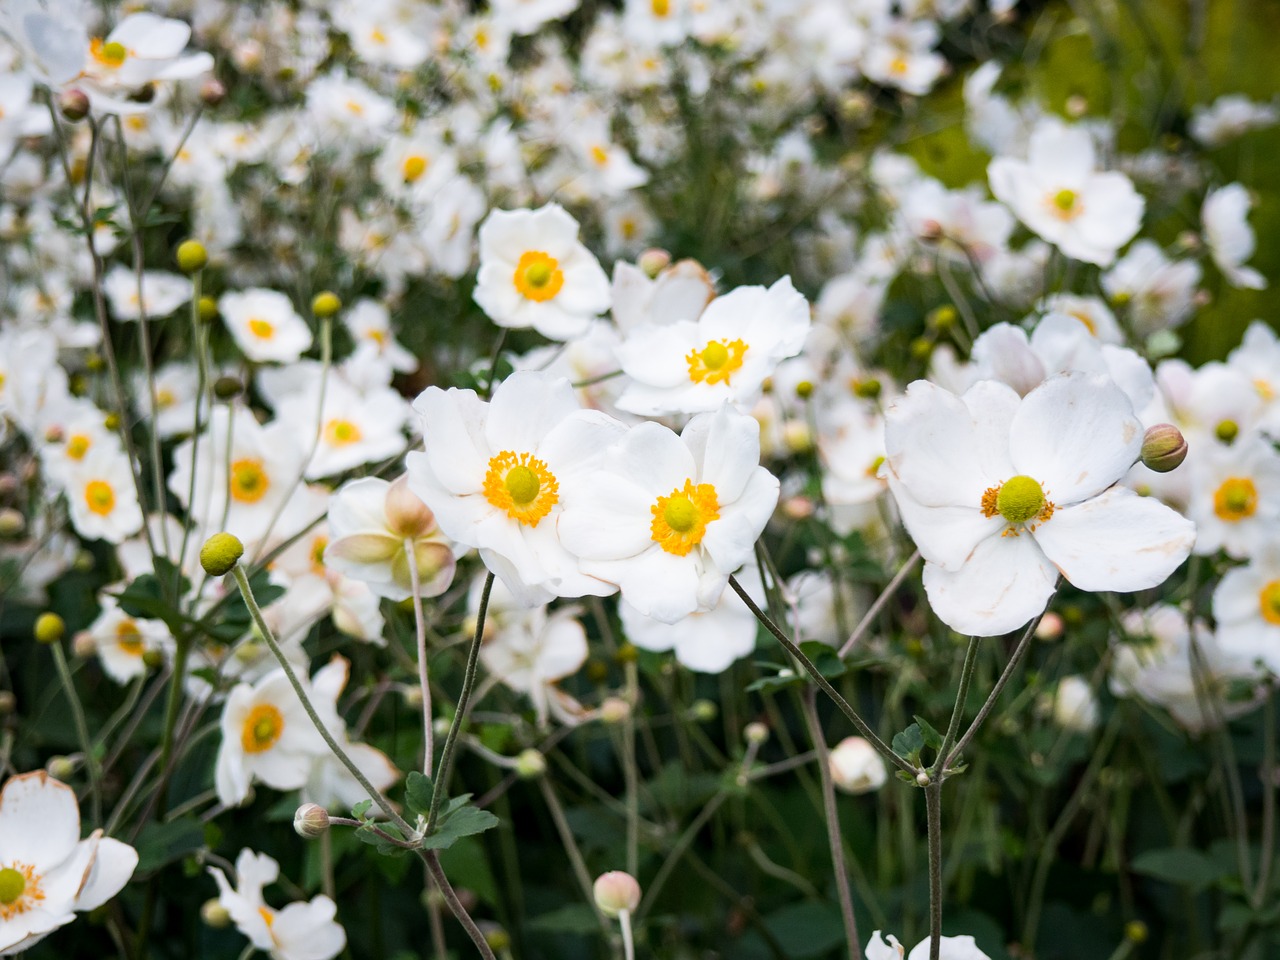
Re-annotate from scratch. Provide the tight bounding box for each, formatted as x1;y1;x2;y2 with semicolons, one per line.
892;723;926;762
914;714;943;750
351;799;372;820
405;772;433;816
356;821;409;857
420;801;499;851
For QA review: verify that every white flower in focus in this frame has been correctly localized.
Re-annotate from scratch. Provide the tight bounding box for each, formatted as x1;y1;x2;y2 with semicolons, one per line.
1202;184;1266;290
988;122;1143;266
865;930;990;960
325;475;455;602
407;371;625;606
829;737;888;795
559;405;780;623
883;373;1195;636
615;277;811;416
219;289;314;364
209;849;346;960
214;669;331;807
473;204;611;341
0;771;138;955
64;448;143;544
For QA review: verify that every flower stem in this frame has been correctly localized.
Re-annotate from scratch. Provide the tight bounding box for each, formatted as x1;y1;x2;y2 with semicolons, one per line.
405;538;434;772
729;575;913;775
934;636;981;778
837;550;920;658
619;908;636;960
925;781;943;960
50;642;101;825
426;571;493;834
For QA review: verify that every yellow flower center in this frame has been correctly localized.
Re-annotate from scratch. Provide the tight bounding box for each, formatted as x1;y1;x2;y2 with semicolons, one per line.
402;155;428;182
247;318;275;340
483;451;559;526
1048;189;1082;220
0;863;42;921
652;0;671;15
1254;378;1275;402
89;38;128;68
1214;477;1257;522
687;338;747;385
156;388;176;409
230;458;270;504
84;480;116;516
370;27;388;45
650;480;720;556
1258;580;1280;626
889;55;909;76
590;145;610;166
513;251;564;302
241;703;284;753
980;475;1055;535
66;434;91;460
1215;420;1239;443
323;419;363;447
116;619;144;656
310;535;328;574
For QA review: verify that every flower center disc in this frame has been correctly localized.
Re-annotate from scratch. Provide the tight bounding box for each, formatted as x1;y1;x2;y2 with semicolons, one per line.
402;155;427;182
117;620;144;656
513;251;564;302
1259;581;1280;625
230;458;270;504
686;338;747;385
1214;477;1257;521
651;480;720;555
483;451;559;526
0;868;24;904
85;480;116;516
242;703;284;753
995;475;1046;524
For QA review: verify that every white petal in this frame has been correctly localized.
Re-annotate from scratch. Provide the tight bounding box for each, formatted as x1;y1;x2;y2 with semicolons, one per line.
0;772;80;869
75;837;139;911
1032;487;1195;592
486;372;580;454
922;533;1059;637
886;476;1004;570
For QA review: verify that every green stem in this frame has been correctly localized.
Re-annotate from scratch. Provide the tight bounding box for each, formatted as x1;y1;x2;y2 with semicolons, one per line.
934;637;981;778
155;634;193;813
50;642;101;825
925;781;943;960
405;538;434;772
729;575;913;775
426;572;493;834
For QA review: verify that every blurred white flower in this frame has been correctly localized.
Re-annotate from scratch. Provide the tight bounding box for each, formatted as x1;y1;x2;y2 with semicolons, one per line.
1202;184;1266;290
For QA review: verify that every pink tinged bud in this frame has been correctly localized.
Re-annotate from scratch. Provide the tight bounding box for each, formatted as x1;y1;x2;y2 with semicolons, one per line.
294;802;330;838
1035;611;1064;640
58;89;90;122
593;871;641;917
637;248;672;278
1140;424;1188;473
385;475;439;539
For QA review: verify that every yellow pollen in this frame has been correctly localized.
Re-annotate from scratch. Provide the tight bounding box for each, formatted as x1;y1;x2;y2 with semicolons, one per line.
116;619;144;656
1259;580;1280;626
1049;188;1081;220
483;451;559;526
230;458;270;504
513;251;564;302
247;318;275;339
652;0;671;15
402;155;428;182
981;475;1055;534
1254;378;1275;402
323;419;363;447
0;863;42;921
370;27;388;44
1069;310;1098;335
241;703;284;753
687;338;747;385
650;479;720;556
590;145;610;166
310;535;328;574
66;434;91;460
84;480;116;516
1214;477;1257;521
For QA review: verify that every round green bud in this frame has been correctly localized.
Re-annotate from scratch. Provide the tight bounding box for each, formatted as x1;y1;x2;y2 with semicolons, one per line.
47;755;76;780
212;376;242;400
1214;419;1238;444
514;748;546;780
0;508;25;540
102;413;120;431
928;305;958;330
200;533;244;577
142;649;166;671
909;337;934;361
1140;424;1188;473
744;721;769;745
615;643;638;665
852;377;882;400
312;291;342;318
34;612;65;645
482;924;511;951
794;380;814;400
197;296;218;323
1125;920;1148;943
175;240;208;274
201;899;231;928
690;699;717;722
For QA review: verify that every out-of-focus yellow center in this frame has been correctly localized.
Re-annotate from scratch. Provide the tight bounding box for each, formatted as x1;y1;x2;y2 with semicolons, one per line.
1214;477;1257;522
247;318;275;340
323;419;363;447
1259;580;1280;625
1048;188;1082;220
241;704;284;753
85;480;116;516
687;338;747;385
66;434;91;460
116;619;144;656
90;38;128;68
402;155;427;183
230;458;270;504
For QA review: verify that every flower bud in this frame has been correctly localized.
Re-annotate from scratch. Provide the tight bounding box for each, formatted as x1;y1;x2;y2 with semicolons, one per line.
1034;611;1064;641
1125;921;1148;943
200;78;227;107
197;296;218;323
690;699;717;722
915;770;931;787
312;291;342;318
598;697;630;724
142;648;166;671
201;899;232;928
34;612;66;645
0;692;14;716
514;749;546;779
637;248;671;278
72;631;96;659
1140;424;1188;473
593;871;641;918
615;643;638;665
482;923;511;951
175;239;208;274
200;533;244;576
1215;419;1238;443
744;721;769;745
46;755;76;780
294;802;330;838
58;89;90;122
385;475;438;538
794;380;814;400
0;508;25;540
828;737;888;794
212;376;241;400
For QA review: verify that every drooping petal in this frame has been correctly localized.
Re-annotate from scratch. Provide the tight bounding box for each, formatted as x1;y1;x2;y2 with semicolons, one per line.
1033;486;1195;592
75;837;139;911
922;533;1059;637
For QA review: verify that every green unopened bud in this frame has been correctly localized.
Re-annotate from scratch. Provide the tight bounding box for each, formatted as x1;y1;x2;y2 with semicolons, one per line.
294;802;330;838
200;533;244;576
197;296;218;323
852;377;882;400
514;748;546;779
47;755;76;780
928;305;957;331
910;337;934;361
34;612;65;645
312;291;342;318
201;898;232;928
175;239;208;274
0;509;25;540
483;925;511;951
1125;920;1148;943
615;643;638;665
142;648;166;671
1140;424;1188;473
690;699;717;722
103;413;121;431
212;376;241;400
1214;419;1238;443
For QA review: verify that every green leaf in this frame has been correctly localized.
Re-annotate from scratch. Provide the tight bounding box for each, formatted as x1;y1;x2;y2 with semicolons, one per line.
438;837;499;906
351;799;372;820
421;797;500;851
135;818;205;875
892;723;926;763
528;904;600;934
914;714;943;750
1131;847;1230;892
405;771;433;816
761;902;846;959
798;640;847;678
356;821;409;857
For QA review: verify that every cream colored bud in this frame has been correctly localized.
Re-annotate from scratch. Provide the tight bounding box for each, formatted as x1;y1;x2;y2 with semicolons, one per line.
828;737;888;794
599;697;631;724
514;749;546;779
201;899;232;928
294;802;331;838
593;871;641;918
744;722;769;745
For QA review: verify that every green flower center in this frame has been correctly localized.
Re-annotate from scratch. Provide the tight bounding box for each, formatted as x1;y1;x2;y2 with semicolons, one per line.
1216;420;1239;443
995;475;1046;524
662;496;698;533
505;465;540;506
0;868;25;905
1053;189;1077;212
699;341;730;371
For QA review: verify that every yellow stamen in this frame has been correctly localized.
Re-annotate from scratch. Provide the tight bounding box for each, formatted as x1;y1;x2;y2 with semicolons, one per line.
650;479;720;556
513;251;564;302
1214;477;1257;521
241;703;284;753
687;338;748;386
483;451;559;526
980;475;1055;535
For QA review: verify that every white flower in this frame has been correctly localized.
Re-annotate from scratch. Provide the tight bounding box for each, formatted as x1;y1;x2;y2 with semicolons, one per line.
1101;240;1202;336
615;277;811;416
215;668;334;807
219;289;313;364
1189;95;1278;147
64;447;144;544
488;0;581;36
1202;184;1266;290
1049;675;1100;733
1212;547;1280;676
988;121;1143;266
407;371;624;606
271;376;410;479
0;771;138;955
102;267;191;321
209;849;346;960
883;373;1195;636
865;931;990;960
828;737;888;795
559;405;780;623
473;204;611;341
1186;435;1280;559
86;596;171;684
343;299;417;379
